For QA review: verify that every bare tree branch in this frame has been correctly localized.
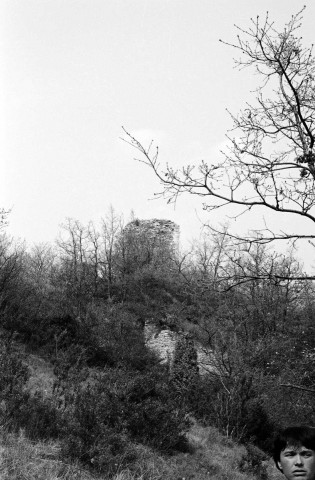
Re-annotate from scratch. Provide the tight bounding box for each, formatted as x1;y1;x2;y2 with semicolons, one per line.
122;8;315;265
280;383;315;394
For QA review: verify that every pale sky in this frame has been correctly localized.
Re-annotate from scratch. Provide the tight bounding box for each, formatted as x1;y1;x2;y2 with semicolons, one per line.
1;0;315;267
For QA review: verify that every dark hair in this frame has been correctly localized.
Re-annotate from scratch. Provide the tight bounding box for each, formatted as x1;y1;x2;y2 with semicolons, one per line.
273;426;315;471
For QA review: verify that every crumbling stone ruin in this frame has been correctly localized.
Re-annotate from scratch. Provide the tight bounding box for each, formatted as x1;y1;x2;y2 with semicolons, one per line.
144;322;216;375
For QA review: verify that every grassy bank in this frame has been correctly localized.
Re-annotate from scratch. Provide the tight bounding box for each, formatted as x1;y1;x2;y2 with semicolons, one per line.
0;421;283;480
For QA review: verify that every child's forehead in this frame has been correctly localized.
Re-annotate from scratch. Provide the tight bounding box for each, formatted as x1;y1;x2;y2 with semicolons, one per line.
282;444;313;452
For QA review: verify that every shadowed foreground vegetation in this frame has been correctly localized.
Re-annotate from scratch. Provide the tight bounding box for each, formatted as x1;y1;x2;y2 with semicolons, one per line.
0;420;283;480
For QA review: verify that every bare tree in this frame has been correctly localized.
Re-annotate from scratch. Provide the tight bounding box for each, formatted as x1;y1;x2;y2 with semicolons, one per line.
26;242;56;317
123;7;315;279
0;234;25;315
100;206;124;298
57;218;94;317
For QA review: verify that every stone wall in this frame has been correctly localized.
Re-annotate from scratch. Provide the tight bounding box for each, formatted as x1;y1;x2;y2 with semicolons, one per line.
144;323;177;364
124;219;179;248
144;322;217;375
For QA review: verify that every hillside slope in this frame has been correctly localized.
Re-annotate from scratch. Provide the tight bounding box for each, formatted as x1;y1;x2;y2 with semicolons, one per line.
1;349;284;480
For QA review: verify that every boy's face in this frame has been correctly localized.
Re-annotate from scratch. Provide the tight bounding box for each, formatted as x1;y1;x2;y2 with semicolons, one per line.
277;445;315;480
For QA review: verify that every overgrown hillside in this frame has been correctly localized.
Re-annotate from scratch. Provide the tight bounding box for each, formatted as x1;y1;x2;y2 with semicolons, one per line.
0;213;314;478
0;398;283;480
0;336;284;479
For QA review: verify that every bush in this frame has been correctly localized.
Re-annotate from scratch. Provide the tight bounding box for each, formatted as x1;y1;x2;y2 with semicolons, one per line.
170;333;199;408
0;334;30;429
239;443;268;479
183;370;277;452
11;314;83;355
58;364;190;474
80;303;157;370
16;392;61;439
59;372;136;474
125;371;190;452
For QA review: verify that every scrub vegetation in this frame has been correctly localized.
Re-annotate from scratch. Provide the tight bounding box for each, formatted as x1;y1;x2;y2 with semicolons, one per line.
0;210;313;478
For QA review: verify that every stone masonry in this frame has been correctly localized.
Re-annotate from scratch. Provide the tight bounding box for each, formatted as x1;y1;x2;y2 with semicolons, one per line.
144;322;217;375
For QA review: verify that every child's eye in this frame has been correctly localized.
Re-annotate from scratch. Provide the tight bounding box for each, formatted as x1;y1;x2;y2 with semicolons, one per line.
302;452;313;458
284;450;297;457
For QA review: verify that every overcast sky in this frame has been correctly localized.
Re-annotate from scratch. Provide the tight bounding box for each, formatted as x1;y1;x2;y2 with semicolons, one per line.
2;0;315;267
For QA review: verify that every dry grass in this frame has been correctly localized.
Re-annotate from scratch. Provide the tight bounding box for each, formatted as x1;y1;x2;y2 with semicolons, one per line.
0;422;283;480
0;430;94;480
263;462;284;480
25;353;56;398
111;421;283;480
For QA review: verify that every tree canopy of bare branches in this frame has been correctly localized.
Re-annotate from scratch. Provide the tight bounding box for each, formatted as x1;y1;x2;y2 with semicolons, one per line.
123;7;315;274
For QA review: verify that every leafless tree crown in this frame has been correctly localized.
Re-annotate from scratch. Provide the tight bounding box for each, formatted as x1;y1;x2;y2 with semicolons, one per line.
123;7;315;256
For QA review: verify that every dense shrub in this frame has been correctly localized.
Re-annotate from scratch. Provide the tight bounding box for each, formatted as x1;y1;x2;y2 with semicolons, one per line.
0;333;64;440
58;364;190;474
10;314;83;355
239;443;269;479
60;379;132;474
184;370;277;450
16;392;61;439
0;334;30;429
59;370;136;473
124;371;190;452
80;303;157;370
170;333;199;408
